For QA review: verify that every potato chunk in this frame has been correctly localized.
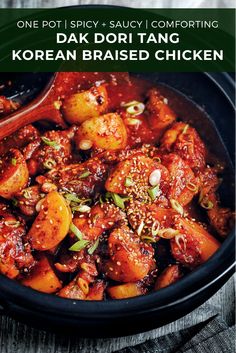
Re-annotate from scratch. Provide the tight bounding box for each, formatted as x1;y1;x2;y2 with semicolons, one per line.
62;85;108;124
107;283;144;299
76;113;127;150
155;264;181;290
28;191;71;250
105;226;154;282
171;218;220;268
0;149;29;199
21;254;62;293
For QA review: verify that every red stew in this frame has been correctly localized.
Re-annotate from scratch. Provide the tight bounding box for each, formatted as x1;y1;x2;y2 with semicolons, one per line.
0;72;234;300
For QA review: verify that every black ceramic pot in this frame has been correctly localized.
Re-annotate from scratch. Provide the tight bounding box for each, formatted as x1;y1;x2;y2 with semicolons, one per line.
0;71;235;337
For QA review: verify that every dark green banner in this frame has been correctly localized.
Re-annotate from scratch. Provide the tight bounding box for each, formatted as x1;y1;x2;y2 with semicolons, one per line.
0;8;234;72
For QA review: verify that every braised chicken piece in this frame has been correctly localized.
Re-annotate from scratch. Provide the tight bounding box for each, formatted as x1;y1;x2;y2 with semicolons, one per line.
15;185;42;216
0;124;39;156
41;156;108;198
161;122;206;171
0;204;35;279
127;201;178;239
146;88;176;139
0;72;233;300
27;126;76;175
161;153;200;206
71;202;126;242
198;166;235;237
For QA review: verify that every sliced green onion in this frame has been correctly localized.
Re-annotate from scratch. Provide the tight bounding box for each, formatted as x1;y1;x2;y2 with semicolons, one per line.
126;102;145;116
182;124;189;134
141;235;156;243
43;158;56;170
11;158;17;166
121;100;141;107
158;228;179;239
99;195;104;204
111;192;129;209
198;190;204;203
41;136;61;150
69;223;84;241
125;117;142;125
72;205;91;213
64;193;82;203
170;199;184;216
124;177;133;187
200;198;214;210
22;189;32;199
137;220;145;236
79;170;92;179
153;157;161;163
87;238;99;255
151;220;160;236
4;220;20;228
69;239;90;252
175;234;187;252
12;198;18;207
148;185;160;201
186;182;198;192
105;191;112;199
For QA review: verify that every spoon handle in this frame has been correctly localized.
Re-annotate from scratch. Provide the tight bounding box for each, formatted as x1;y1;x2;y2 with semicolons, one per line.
0;103;67;141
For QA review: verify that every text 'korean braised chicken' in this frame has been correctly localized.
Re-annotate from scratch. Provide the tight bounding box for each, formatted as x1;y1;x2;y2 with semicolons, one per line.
0;72;234;300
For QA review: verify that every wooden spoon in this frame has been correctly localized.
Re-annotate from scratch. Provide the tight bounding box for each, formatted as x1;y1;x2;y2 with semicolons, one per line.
0;71;130;141
0;72;68;141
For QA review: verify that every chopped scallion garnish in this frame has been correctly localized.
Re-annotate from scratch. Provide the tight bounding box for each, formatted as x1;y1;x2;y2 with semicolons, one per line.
137;220;145;236
124;177;133;187
87;238;100;255
121;100;145;116
43;158;56;170
200;199;214;210
72;205;91;213
182;124;189;134
12;198;18;207
4;220;20;228
158;228;179;239
170;199;184;216
186;181;198;193
141;235;156;243
41;136;61;150
69;223;84;240
151;220;160;236
22;189;32;199
69;239;90;252
79;170;92;179
64;193;82;203
148;185;160;201
11;158;17;166
111;192;129;209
